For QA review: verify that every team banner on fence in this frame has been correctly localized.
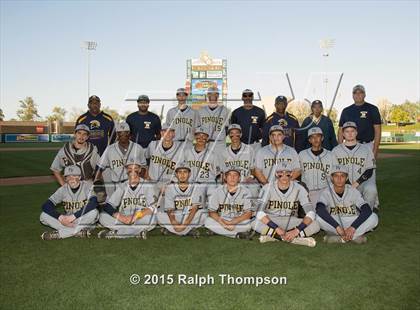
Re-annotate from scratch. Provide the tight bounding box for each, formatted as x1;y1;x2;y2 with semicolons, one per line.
5;134;50;143
51;134;73;142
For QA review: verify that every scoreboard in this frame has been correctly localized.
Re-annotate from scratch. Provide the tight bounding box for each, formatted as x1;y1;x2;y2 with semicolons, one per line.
186;51;227;108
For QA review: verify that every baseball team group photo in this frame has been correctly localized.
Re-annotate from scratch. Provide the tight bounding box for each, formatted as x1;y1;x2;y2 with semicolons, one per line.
1;1;419;309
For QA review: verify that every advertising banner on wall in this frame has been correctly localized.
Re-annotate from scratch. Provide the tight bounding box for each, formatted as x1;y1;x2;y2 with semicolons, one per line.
5;134;50;143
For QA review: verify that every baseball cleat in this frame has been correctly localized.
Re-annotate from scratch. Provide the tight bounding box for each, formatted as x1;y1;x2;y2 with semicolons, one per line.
259;235;278;243
41;231;60;240
160;228;170;236
74;229;91;239
206;228;215;236
98;230;120;239
236;231;253;240
187;228;200;239
323;235;346;244
136;231;148;240
352;235;367;244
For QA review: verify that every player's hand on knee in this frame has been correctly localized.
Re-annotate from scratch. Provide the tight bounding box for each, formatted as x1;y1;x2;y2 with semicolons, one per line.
224;224;235;231
275;227;286;237
59;215;76;227
351;182;359;188
284;228;299;242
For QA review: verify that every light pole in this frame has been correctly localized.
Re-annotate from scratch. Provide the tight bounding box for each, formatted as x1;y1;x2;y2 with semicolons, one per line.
319;38;335;105
82;41;97;99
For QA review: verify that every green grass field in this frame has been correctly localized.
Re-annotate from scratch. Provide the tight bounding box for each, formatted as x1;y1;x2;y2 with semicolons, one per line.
0;144;419;309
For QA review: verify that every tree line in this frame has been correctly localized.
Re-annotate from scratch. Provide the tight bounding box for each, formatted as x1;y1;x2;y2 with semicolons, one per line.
0;96;418;126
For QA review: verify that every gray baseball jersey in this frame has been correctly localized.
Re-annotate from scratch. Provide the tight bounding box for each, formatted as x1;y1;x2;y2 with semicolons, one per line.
184;146;221;183
98;141;146;183
48;181;93;215
221;143;255;181
299;148;335;191
146;140;185;183
318;184;366;217
107;180;157;215
208;185;253;220
258;181;313;218
51;142;100;180
198;105;230;142
332;143;376;183
164;183;205;211
254;144;300;182
165;106;200;142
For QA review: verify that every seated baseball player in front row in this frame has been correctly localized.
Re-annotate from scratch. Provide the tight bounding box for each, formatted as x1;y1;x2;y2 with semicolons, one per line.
316;165;378;244
97;158;157;239
204;167;254;239
40;165;99;240
157;162;205;238
253;162;320;245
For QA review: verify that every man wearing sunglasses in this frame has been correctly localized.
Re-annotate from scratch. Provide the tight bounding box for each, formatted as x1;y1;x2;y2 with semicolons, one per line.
254;125;301;185
230;89;266;151
252;162;319;243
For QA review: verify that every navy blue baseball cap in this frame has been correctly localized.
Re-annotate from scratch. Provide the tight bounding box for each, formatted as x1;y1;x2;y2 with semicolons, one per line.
275;96;288;104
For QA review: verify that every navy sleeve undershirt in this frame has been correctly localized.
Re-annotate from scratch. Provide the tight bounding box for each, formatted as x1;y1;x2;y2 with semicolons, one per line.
73;197;98;218
351;203;372;229
316;202;340;228
42;199;60;219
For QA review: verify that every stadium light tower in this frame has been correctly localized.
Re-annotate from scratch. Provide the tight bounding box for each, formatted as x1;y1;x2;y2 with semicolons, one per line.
82;41;97;99
319;38;335;105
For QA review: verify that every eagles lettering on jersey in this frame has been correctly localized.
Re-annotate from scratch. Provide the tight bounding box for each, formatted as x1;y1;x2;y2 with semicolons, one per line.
63;199;88;213
330;204;357;216
218;203;244;213
263;157;292;169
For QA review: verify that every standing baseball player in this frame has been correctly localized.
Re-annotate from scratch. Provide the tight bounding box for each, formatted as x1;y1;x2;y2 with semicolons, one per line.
75;95;115;156
230;89;266;151
254;125;301;185
126;95;162;148
51;124;100;185
221;124;259;198
97;158;158;239
338;85;382;159
40;165;99;240
184;127;221;200
157;161;205;238
299;127;335;206
204;167;254;239
198;86;230;153
95;122;147;196
301;100;337;150
316;165;378;244
262;95;301;151
332;122;379;210
252;162;320;244
165;88;200;143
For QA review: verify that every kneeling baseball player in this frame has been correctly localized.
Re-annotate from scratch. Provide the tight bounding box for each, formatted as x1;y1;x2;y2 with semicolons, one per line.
252;162;320;246
97;158;158;239
316;165;378;244
157;162;205;238
40;165;99;240
204;167;254;239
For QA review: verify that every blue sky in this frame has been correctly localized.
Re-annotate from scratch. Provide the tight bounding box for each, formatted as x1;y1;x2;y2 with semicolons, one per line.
1;0;419;120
